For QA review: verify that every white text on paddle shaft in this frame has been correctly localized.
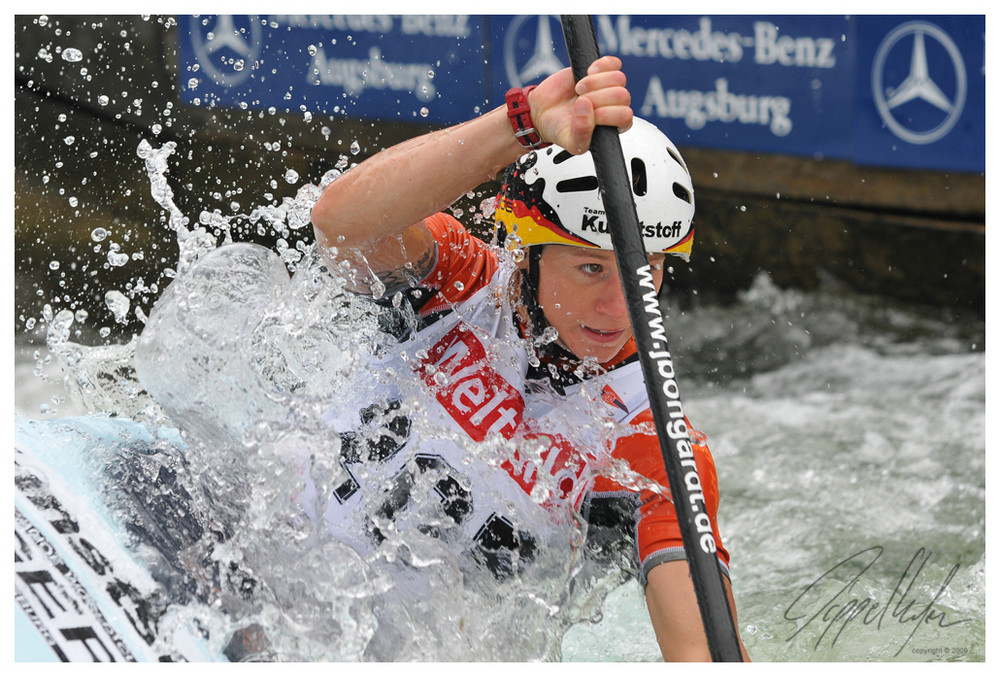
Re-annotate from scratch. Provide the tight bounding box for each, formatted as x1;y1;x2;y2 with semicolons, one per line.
636;264;716;555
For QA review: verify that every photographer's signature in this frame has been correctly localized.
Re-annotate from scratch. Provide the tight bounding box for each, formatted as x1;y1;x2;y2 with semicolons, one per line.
784;546;973;657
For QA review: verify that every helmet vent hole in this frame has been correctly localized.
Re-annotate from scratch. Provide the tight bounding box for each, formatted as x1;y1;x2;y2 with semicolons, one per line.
556;176;600;193
552;150;574;164
672;182;693;204
667;147;690;174
630;158;648;196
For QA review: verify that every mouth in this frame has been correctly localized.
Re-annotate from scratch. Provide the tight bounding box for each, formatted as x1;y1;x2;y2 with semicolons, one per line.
581;325;627;344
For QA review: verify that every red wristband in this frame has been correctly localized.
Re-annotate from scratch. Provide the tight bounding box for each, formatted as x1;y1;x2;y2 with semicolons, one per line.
505;85;551;150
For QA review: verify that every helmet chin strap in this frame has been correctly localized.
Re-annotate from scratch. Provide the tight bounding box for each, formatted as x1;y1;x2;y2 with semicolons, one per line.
516;245;589;392
521;245;548;338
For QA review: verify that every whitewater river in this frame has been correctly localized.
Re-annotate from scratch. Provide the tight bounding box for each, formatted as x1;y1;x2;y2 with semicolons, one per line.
15;255;985;661
562;274;987;661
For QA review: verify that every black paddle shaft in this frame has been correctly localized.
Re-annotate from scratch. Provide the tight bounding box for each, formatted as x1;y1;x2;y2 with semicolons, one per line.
559;15;743;662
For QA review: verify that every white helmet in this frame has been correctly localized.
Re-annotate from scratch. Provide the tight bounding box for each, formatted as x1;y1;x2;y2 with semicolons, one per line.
495;117;695;260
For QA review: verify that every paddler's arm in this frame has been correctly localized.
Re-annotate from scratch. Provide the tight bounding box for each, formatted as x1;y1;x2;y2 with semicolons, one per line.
309;56;632;292
644;560;751;661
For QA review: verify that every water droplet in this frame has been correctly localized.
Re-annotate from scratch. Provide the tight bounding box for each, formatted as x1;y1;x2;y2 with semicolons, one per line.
63;135;75;146
61;47;83;62
187;78;199;90
91;227;108;242
419;107;429;118
479;197;496;219
233;59;245;72
539;326;559;344
97;94;109;105
284;169;299;184
104;290;130;323
349;140;360;155
308;44;318;55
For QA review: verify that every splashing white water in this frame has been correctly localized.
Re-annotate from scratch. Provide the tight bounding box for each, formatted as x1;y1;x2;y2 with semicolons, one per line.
33;139;636;661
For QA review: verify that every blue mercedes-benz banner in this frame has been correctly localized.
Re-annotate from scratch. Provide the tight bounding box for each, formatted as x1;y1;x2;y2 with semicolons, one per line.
179;15;489;124
177;15;984;174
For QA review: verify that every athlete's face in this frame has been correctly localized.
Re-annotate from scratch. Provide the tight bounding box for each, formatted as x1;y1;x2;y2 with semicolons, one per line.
532;245;666;364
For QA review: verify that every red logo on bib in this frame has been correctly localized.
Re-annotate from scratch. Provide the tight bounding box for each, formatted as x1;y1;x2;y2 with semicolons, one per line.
415;323;588;508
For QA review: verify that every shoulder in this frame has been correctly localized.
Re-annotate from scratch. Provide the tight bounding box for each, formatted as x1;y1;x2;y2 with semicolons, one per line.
423;211;471;240
422;213;497;273
418;212;501;312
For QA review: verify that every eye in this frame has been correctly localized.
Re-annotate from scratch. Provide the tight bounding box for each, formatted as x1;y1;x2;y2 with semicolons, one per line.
580;262;603;275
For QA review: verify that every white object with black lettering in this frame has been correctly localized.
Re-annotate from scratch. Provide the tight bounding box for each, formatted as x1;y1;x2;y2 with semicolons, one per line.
14;439;214;662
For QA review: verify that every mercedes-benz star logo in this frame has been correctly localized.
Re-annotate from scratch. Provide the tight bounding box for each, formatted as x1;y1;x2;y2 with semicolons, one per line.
189;15;263;88
872;21;967;145
504;15;566;88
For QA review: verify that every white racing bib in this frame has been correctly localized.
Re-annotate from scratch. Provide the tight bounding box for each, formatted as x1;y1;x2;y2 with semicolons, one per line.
301;263;640;575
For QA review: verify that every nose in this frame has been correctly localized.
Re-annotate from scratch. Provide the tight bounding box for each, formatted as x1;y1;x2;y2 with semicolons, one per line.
594;270;630;320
